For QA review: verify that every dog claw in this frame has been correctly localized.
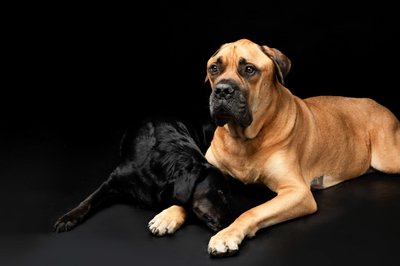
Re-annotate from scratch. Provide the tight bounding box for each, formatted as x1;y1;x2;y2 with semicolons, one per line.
53;217;79;233
208;247;239;257
208;241;239;257
149;228;159;235
147;221;154;228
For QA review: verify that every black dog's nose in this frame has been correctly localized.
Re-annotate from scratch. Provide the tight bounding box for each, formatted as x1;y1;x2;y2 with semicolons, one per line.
214;83;235;99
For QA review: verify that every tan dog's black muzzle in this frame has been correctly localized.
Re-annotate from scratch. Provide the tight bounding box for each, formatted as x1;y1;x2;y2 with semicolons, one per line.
209;80;252;127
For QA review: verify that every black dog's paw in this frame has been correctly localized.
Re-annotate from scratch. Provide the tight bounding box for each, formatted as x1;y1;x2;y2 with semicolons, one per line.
53;205;89;233
54;216;79;233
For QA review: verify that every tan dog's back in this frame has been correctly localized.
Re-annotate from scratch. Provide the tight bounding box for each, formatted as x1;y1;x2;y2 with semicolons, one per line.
303;95;400;188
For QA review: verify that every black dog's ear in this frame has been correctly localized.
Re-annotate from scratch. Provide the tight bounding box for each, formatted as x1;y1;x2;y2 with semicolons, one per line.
261;45;291;85
173;171;200;205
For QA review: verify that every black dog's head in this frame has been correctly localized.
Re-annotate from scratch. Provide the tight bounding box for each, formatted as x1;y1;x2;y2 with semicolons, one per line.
190;166;233;232
172;163;233;232
153;119;233;232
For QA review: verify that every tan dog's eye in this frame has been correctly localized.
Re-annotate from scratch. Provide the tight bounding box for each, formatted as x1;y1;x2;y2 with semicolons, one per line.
209;64;219;75
245;65;256;75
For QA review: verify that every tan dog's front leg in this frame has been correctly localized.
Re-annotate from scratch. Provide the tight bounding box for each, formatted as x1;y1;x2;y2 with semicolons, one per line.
208;185;317;257
148;205;187;236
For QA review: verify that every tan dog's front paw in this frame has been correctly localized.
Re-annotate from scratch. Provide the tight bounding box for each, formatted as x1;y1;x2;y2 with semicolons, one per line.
148;205;186;236
207;227;244;257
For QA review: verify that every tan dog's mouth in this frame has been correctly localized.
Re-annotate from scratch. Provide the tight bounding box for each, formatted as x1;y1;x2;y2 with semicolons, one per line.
209;81;252;127
210;103;252;127
211;106;235;126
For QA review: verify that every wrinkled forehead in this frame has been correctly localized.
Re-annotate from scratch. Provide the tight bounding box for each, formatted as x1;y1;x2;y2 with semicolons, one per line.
207;40;269;66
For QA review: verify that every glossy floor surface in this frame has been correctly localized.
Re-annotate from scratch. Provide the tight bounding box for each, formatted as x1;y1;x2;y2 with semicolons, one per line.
1;124;400;266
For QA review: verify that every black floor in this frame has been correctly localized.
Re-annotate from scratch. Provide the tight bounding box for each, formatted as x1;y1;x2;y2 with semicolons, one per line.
1;122;400;266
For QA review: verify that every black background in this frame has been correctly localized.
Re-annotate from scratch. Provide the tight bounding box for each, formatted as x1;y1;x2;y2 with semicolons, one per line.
2;2;400;266
4;2;400;144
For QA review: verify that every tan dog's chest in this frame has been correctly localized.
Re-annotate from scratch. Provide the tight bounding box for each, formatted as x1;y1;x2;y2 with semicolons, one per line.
212;151;263;184
206;130;281;186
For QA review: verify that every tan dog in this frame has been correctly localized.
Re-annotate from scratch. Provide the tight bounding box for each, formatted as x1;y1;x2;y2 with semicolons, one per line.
204;38;400;257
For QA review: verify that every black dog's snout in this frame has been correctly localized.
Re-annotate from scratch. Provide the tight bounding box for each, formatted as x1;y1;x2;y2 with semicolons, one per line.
214;83;235;99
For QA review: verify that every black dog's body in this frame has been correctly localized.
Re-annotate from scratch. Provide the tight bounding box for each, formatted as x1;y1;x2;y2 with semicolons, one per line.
54;117;232;233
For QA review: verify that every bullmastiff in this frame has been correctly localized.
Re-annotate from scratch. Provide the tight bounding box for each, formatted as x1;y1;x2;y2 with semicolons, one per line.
204;38;400;257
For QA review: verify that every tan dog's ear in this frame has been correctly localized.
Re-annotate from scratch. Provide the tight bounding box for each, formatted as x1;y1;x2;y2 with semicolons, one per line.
262;45;291;85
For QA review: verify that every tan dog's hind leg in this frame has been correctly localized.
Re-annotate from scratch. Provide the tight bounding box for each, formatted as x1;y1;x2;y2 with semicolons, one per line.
148;205;187;236
370;109;400;174
208;182;317;257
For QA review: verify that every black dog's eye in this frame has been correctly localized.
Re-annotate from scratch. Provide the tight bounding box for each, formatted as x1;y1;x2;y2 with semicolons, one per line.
203;213;212;221
244;65;256;75
209;64;219;75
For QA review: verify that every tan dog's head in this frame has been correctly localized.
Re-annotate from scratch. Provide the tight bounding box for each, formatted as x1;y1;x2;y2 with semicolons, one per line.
205;39;291;130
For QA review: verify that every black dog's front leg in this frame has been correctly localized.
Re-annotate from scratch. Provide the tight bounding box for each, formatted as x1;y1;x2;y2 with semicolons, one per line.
53;181;115;233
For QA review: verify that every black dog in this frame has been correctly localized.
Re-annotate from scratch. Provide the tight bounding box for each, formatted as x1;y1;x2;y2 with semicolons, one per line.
53;116;233;234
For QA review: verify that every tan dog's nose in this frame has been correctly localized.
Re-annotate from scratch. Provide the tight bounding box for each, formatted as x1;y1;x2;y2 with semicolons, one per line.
214;83;235;99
